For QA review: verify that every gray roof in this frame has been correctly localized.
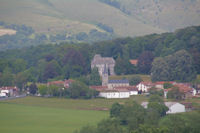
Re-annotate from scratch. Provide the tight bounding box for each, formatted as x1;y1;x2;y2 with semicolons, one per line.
108;79;129;84
141;102;184;108
103;64;108;74
91;54;115;65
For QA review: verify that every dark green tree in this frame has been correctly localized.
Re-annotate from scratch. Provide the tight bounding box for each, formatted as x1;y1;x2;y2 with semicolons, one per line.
89;67;101;86
129;76;142;85
167;87;184;100
110;102;124;118
29;83;38;95
96;119;124;133
151;57;170;82
138;51;154;74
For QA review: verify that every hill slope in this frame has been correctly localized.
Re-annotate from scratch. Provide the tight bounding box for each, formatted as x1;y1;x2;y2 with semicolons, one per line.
0;0;164;37
113;0;200;31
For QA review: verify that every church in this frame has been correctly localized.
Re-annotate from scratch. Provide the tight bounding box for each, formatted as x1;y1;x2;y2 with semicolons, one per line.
90;56;138;98
91;54;115;76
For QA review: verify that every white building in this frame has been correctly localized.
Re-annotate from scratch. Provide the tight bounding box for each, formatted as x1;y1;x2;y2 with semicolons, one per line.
99;90;130;99
136;82;154;92
141;102;186;114
165;102;186;114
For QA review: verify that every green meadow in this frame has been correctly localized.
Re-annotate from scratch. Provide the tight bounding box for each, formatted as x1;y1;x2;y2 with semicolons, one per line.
0;97;110;133
0;96;147;133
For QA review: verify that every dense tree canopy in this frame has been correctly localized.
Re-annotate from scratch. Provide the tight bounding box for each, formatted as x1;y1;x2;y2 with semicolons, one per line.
151;50;197;82
0;25;200;88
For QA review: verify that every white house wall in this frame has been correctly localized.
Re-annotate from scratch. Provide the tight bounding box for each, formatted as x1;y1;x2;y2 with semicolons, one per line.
99;92;130;98
130;91;138;95
137;83;149;92
167;103;186;114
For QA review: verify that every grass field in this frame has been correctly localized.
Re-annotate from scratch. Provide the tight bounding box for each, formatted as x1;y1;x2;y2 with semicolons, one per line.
0;103;108;133
1;96;148;110
110;74;151;82
0;96;148;133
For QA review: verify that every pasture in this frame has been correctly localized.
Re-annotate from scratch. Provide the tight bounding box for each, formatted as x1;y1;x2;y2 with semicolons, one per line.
0;96;147;133
0;100;108;133
110;74;151;82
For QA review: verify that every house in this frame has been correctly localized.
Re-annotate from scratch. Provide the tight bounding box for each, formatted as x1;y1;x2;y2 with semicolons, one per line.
91;54;115;76
0;86;19;97
141;102;186;114
129;59;138;66
98;89;130;99
64;79;74;88
90;85;138;98
164;83;195;99
136;82;154;92
47;79;74;88
115;86;138;95
165;102;186;114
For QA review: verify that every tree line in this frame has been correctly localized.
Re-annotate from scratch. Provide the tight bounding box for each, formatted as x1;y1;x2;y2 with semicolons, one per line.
0;22;114;50
76;95;200;133
0;25;200;88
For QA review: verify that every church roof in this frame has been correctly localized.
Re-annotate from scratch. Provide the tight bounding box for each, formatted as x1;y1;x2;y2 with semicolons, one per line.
91;54;115;65
108;79;129;84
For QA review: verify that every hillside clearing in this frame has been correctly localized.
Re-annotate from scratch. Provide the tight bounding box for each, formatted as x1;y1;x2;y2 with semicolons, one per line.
0;28;16;36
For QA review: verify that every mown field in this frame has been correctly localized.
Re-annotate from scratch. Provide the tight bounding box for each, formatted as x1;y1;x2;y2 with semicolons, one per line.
0;96;147;133
110;74;151;82
1;95;199;133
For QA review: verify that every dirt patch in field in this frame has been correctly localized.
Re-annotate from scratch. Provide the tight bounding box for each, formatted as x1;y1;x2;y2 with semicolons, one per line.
0;29;16;36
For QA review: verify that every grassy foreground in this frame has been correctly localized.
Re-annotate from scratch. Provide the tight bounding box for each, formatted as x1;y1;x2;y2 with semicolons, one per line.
0;96;147;133
0;102;108;133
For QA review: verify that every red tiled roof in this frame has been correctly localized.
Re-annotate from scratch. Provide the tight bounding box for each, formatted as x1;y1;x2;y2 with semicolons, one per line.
0;86;18;91
114;86;138;91
175;84;193;93
154;81;175;85
129;59;138;65
47;81;64;85
64;79;74;84
164;84;193;93
139;82;154;86
90;86;108;91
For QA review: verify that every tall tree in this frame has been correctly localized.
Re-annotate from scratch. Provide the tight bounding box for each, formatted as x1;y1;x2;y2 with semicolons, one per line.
151;58;170;82
138;51;154;74
151;50;196;82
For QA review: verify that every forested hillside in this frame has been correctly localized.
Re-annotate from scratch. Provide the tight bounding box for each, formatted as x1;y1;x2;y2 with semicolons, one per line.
0;25;199;88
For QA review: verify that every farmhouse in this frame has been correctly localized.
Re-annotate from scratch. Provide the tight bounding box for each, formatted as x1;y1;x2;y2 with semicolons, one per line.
47;79;74;88
141;102;186;114
164;83;195;99
0;86;19;97
98;89;130;99
91;54;115;76
90;85;138;99
129;59;138;66
136;82;154;92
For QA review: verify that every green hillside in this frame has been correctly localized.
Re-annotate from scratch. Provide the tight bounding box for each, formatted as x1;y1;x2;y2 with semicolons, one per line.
1;0;200;37
109;0;200;31
0;0;164;37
